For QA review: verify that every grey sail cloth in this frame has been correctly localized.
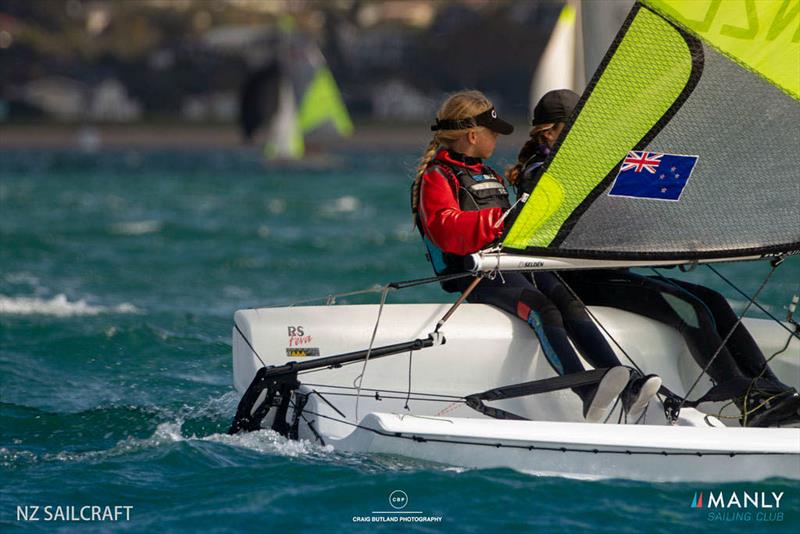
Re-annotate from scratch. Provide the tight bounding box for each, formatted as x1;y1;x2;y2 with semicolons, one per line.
559;44;800;254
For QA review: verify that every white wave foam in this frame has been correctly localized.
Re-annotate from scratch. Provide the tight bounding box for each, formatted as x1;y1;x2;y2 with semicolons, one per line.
4;272;41;286
46;421;186;464
204;428;334;458
321;195;361;216
0;447;39;468
48;419;332;465
19;394;333;466
0;294;140;316
110;220;163;235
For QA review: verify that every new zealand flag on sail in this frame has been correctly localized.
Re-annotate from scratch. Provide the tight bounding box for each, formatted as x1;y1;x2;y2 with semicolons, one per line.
608;151;699;201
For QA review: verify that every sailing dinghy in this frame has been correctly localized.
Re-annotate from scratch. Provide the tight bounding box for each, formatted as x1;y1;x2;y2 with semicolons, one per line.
238;19;353;160
227;0;800;481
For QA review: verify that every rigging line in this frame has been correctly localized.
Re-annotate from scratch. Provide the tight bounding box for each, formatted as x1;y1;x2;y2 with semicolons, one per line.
648;265;795;420
234;323;267;369
739;323;798;427
300;382;464;400
704;264;800;340
678;260;782;410
435;401;463;417
245;272;473;311
266;285;385;309
309;390;347;419
354;284;392;422
602;396;622;424
752;323;797;379
389;271;474;290
741;390;793;428
647;269;717;331
404;350;413;411
298;412;326;447
552;272;643;374
766;331;795;364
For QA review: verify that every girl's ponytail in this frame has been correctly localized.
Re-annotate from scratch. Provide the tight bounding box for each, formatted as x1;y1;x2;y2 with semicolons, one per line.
411;138;440;220
506;132;539;185
411;90;493;224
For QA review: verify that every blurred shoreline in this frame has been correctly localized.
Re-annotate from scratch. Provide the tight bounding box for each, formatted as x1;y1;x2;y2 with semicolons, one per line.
0;123;527;151
0;121;532;151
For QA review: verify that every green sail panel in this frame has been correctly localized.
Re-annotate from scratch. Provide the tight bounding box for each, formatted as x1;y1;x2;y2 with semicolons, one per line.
504;5;694;249
298;67;354;137
646;0;800;99
502;0;800;260
559;42;800;255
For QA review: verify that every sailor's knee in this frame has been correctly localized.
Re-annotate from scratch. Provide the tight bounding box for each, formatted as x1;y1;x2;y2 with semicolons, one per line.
517;289;563;326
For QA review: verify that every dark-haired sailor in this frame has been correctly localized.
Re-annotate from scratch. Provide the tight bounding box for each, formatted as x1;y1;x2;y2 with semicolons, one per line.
507;89;662;421
510;89;800;427
412;89;640;423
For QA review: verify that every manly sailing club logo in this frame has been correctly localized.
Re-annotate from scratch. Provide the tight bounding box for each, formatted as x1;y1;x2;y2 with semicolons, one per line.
690;491;785;523
691;491;784;509
609;150;698;201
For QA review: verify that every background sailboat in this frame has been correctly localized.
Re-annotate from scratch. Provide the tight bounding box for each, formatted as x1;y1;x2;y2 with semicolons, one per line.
238;19;353;160
530;0;633;113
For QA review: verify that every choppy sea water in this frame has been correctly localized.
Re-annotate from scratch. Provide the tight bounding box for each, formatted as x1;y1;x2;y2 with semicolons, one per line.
1;148;798;533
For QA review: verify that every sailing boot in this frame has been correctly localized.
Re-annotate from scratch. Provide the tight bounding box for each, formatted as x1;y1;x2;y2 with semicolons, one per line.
621;371;662;423
746;389;800;427
582;366;630;422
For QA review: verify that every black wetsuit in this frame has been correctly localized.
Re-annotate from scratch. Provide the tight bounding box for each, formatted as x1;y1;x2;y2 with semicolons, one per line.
417;150;623;401
558;270;790;390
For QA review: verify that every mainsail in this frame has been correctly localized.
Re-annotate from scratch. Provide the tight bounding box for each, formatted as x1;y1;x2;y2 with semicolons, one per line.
501;0;799;264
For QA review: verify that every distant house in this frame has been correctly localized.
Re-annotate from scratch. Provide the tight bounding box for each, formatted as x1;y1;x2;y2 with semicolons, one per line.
181;92;238;121
88;79;142;121
371;79;434;120
20;76;142;122
22;76;87;121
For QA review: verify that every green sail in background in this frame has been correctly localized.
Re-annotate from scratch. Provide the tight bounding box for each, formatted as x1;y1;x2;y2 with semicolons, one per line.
503;0;800;260
261;18;353;161
298;67;353;139
264;65;353;161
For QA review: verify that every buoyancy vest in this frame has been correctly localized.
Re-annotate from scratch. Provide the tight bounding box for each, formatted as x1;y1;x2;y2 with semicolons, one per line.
516;151;547;197
414;154;511;290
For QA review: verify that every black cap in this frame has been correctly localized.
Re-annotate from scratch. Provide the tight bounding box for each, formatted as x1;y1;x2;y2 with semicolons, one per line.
531;89;579;126
431;107;514;135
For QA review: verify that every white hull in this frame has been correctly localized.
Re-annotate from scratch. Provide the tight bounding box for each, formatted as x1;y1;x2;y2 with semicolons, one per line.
330;413;799;482
232;304;800;481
